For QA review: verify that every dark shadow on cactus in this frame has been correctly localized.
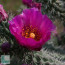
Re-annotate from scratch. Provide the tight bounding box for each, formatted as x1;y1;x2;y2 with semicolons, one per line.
9;42;34;65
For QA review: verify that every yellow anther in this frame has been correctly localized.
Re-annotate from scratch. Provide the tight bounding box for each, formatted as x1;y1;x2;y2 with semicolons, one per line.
30;33;35;39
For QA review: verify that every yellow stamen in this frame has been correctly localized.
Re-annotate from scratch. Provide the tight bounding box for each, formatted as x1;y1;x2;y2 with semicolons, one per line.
30;33;35;39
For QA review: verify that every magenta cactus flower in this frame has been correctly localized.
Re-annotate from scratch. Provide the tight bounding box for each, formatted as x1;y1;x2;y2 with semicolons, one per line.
22;0;42;11
0;4;8;22
22;0;32;7
31;2;42;11
9;8;55;51
1;42;11;53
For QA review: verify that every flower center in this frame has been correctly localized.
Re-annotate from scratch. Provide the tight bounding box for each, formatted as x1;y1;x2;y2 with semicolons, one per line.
22;26;42;41
30;33;35;39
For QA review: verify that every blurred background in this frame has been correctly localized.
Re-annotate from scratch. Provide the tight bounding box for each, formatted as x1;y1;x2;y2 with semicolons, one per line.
0;0;21;11
0;0;65;65
0;0;24;15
